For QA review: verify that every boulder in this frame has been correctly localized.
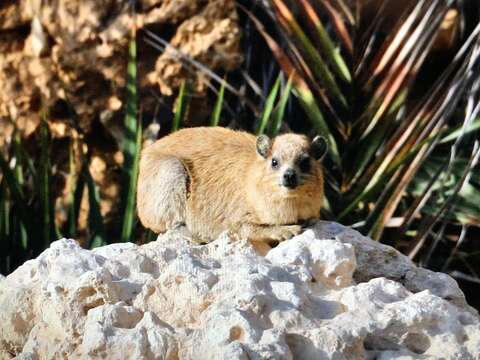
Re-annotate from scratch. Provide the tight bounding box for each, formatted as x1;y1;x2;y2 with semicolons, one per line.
1;221;479;359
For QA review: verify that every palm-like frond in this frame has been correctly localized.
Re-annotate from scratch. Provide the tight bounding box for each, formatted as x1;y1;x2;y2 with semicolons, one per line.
248;0;480;241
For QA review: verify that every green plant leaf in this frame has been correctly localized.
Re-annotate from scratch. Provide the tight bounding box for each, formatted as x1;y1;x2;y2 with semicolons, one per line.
172;81;189;132
38;117;59;248
0;156;32;241
121;31;140;243
271;0;347;107
408;144;480;260
65;139;81;238
83;160;106;249
268;74;293;137
440;117;480;144
0;181;10;271
297;0;351;82
318;0;353;54
12;133;27;250
256;74;282;135
123;35;138;172
210;78;226;127
121;120;142;243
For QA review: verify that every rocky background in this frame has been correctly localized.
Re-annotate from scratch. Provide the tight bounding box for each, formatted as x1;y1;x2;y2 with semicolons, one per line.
0;0;242;136
0;0;242;239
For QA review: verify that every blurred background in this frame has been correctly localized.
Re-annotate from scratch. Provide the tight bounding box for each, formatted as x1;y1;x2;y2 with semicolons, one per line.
1;0;480;309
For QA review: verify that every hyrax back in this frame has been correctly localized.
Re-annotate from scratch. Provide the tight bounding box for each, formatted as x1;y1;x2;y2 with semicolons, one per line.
136;127;327;243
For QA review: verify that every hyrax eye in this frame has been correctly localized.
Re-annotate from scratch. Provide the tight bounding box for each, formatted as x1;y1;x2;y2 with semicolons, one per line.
271;158;280;169
299;156;311;173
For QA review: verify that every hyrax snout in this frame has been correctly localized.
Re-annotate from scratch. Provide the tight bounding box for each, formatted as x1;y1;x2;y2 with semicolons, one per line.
136;127;327;243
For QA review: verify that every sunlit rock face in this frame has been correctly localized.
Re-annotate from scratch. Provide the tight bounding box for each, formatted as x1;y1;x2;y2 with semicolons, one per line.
1;221;479;359
0;0;242;137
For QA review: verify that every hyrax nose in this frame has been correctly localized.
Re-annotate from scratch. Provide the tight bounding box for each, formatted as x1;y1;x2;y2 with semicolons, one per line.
283;169;298;189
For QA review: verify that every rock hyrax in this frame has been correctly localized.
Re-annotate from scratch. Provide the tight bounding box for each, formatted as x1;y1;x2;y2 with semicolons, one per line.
137;127;327;243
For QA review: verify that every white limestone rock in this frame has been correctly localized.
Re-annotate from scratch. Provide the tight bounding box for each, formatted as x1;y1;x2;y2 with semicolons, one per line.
1;221;479;359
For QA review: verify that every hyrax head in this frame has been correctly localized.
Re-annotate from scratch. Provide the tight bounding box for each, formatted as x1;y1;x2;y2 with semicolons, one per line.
256;133;327;191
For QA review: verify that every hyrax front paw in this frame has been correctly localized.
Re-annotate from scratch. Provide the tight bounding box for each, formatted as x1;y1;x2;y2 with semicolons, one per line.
273;224;302;242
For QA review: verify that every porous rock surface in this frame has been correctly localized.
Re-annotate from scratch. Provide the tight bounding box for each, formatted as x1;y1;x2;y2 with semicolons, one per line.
0;0;241;139
1;221;479;359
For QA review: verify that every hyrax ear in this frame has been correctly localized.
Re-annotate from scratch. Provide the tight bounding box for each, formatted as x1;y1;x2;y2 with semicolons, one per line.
310;136;328;161
256;135;272;159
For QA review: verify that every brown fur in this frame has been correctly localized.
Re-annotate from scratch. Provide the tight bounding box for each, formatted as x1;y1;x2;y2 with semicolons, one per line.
136;127;325;243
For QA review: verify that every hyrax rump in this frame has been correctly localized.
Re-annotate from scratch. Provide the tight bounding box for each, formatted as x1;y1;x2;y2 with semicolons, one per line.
136;127;327;243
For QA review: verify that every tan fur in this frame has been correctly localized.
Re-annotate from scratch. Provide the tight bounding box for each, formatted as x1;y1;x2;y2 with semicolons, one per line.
136;127;324;243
